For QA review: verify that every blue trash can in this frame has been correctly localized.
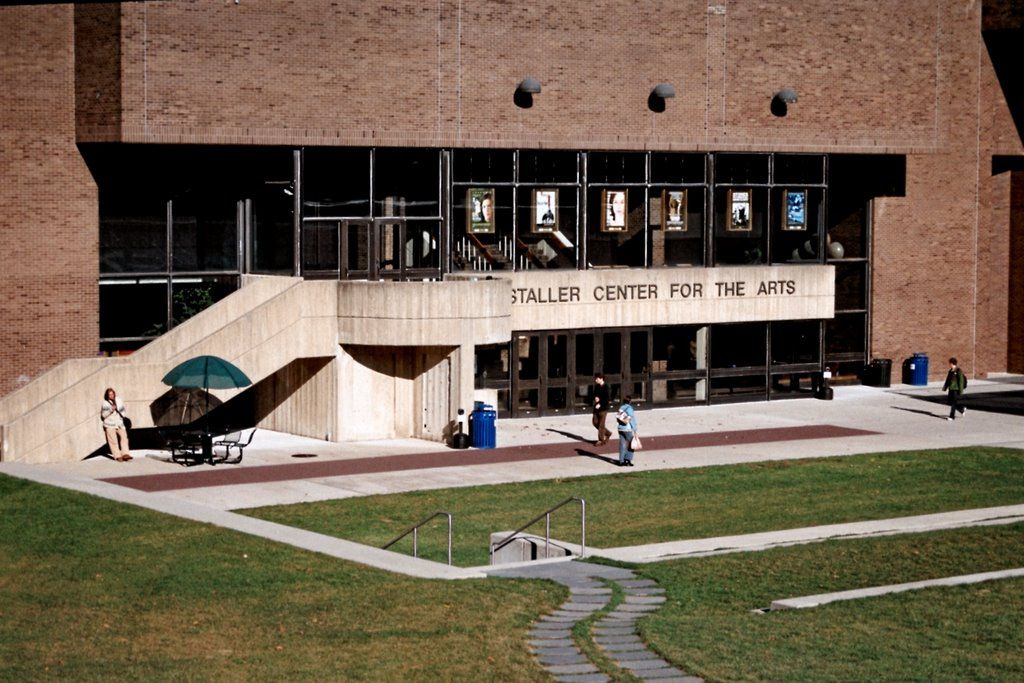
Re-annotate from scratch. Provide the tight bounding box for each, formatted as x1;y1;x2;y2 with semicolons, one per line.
470;404;496;449
907;352;929;386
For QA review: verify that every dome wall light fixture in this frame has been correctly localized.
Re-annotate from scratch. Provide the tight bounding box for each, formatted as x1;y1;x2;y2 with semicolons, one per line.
648;82;676;113
514;77;542;108
771;87;798;117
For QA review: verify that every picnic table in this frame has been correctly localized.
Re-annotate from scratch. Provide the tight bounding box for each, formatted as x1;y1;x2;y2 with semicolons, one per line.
161;427;255;466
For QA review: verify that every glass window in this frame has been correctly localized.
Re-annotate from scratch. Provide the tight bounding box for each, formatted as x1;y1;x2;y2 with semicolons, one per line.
774;154;825;185
251;192;295;274
586;187;645;267
547;334;567;378
574;333;595;376
711;323;767;369
171;194;238;272
99;192;167;274
651;186;704;267
770;320;821;365
171;275;238;327
373;148;440;218
588;152;645;184
602;332;622;375
516;335;539;380
401;220;441;273
714;187;767;265
475;343;509;388
516;187;577;269
452;149;515;183
651;152;706;184
834;262;867;311
652;326;700;372
518;150;578;183
825;313;866;354
99;279;167;339
451;186;514;272
770;188;824;264
303;148;371;218
714;154;769;184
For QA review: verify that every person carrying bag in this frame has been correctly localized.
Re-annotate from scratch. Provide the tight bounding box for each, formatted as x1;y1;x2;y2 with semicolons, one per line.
615;396;639;467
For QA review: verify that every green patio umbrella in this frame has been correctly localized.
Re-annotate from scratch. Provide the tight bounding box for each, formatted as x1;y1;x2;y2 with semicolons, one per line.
162;355;252;392
161;355;252;460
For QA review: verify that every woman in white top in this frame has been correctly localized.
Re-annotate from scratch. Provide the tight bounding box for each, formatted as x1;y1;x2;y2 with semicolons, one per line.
101;387;132;461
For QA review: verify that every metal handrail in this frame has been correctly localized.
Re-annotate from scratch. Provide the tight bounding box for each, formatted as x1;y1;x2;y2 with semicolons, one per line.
381;511;453;565
490;496;586;562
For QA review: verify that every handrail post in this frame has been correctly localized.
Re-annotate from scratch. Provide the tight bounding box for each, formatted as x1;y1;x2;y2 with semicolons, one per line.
446;512;452;566
545;513;550;558
413;527;418;558
579;497;586;559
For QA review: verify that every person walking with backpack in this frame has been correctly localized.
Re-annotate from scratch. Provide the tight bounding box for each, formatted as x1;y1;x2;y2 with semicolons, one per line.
614;396;638;467
942;357;967;421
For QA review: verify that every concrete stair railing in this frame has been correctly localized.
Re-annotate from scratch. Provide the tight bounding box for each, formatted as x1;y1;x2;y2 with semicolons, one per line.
0;276;338;464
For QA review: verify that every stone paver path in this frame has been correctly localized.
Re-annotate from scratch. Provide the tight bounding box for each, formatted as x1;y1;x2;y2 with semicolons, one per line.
488;561;702;682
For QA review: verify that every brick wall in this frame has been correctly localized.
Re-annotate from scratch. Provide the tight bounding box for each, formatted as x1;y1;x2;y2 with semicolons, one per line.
86;0;955;153
0;5;98;397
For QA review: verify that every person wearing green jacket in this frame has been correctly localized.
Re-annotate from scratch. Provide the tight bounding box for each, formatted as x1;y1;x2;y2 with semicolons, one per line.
942;357;967;421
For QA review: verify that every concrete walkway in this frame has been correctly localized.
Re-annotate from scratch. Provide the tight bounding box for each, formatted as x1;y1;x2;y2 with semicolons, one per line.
770;567;1024;611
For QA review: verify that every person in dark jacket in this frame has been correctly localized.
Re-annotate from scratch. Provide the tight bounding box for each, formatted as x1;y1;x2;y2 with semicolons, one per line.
942;357;967;421
591;373;611;446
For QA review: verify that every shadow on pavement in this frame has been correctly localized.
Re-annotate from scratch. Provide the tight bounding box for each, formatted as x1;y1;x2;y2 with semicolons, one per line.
907;390;1024;417
892;406;947;420
574;448;621;467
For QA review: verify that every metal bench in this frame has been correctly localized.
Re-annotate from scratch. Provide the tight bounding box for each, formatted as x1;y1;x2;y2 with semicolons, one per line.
213;428;257;464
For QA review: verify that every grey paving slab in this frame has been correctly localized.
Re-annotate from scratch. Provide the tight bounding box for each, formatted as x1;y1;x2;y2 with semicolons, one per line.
600;642;648;653
530;638;576;649
619;658;676;671
593;626;636;636
571;587;613;596
554;674;610;683
529;646;580;656
617;603;661;612
633;672;701;682
537;653;592;666
594;635;643;645
548;663;601;675
570;593;612;603
531;629;574;641
617;579;660;588
625;595;667;604
609;649;663;662
561;602;602;612
534;620;576;630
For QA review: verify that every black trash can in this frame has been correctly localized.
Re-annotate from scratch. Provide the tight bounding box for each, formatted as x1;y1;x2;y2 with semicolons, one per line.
863;358;892;387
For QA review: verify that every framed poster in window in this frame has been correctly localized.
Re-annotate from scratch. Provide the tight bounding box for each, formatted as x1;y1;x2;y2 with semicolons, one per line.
533;189;558;233
601;189;628;232
782;189;807;231
727;189;752;232
466;188;495;234
664;190;687;231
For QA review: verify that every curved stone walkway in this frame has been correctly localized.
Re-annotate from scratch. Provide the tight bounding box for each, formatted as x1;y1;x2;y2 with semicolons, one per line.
487;561;702;682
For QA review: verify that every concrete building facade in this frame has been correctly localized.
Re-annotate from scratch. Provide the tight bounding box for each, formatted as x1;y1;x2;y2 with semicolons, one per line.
0;0;1022;461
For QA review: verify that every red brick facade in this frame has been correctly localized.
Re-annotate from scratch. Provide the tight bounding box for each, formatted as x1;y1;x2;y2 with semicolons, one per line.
0;5;98;398
1;0;1022;395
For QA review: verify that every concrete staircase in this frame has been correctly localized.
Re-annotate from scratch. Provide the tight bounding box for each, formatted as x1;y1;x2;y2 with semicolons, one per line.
0;276;338;464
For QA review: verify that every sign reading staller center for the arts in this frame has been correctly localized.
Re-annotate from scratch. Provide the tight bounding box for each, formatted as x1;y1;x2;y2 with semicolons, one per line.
506;265;834;331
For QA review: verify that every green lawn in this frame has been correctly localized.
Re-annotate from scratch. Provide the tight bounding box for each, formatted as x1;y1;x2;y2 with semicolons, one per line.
638;523;1024;682
0;474;562;681
5;447;1023;681
246;447;1024;567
